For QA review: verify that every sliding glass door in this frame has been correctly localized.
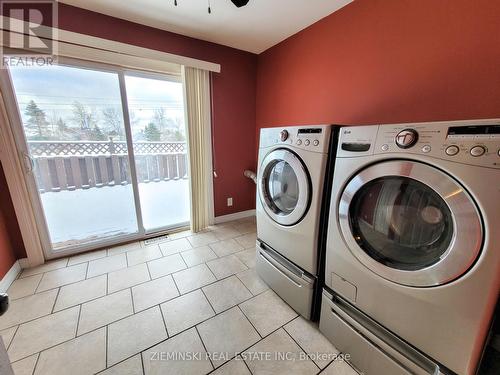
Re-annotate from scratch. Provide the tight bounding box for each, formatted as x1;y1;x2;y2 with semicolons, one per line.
124;74;190;232
6;60;190;256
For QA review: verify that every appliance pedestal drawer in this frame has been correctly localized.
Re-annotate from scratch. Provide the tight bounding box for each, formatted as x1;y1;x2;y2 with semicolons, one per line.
320;291;442;375
256;241;315;319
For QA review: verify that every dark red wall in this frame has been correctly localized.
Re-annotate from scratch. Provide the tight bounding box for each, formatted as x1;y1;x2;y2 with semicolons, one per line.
0;163;25;278
58;4;258;217
256;0;500;129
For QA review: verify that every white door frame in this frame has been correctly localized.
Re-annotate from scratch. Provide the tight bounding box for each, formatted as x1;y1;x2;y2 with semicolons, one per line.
0;78;44;267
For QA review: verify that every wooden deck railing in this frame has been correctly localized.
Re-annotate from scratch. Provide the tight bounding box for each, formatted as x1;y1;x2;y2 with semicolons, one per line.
28;141;188;193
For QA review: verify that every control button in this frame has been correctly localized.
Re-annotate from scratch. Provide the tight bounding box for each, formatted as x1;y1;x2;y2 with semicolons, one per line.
445;145;460;156
395;129;419;149
304;139;310;146
280;130;289;142
296;139;302;146
421;145;431;153
381;144;389;151
313;140;319;146
470;145;486;157
498;149;500;157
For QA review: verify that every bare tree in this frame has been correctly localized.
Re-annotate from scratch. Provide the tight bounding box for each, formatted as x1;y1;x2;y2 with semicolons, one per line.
102;107;123;138
153;108;167;133
72;101;96;131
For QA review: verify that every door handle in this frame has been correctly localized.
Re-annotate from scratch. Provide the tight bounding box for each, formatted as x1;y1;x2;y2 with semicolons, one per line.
22;152;34;173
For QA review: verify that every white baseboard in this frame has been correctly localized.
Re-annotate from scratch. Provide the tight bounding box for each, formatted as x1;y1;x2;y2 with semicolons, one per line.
215;209;256;224
0;261;21;293
18;258;29;269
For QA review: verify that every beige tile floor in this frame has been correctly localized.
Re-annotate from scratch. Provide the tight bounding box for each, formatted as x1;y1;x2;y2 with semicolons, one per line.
0;217;358;375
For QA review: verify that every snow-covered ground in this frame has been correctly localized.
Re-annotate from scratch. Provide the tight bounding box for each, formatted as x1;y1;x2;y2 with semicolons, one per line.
40;180;190;247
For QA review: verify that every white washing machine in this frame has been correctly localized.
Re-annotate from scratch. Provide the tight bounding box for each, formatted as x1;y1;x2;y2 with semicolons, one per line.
256;125;335;320
320;121;500;375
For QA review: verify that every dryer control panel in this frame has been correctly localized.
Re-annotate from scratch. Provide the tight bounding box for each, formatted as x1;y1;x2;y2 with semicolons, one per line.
259;124;331;154
338;121;500;169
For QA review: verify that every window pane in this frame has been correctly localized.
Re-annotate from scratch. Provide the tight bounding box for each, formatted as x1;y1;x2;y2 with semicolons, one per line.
10;64;139;249
124;74;190;231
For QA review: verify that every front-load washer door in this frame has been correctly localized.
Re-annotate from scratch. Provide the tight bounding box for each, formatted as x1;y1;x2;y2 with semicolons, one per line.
339;160;483;287
258;148;311;226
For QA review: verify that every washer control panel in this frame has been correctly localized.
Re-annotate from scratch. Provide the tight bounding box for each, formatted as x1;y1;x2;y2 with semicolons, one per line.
338;122;500;169
259;125;331;153
375;122;500;168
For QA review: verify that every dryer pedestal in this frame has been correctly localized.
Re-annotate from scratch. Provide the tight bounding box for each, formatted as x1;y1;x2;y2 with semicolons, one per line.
256;241;315;319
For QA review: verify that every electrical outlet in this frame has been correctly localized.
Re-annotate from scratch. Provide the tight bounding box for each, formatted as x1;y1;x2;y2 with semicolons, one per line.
227;197;233;207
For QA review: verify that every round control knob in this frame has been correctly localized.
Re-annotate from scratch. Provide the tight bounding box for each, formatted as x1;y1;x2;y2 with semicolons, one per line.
280;130;289;142
445;145;460;156
395;129;419;149
313;140;319;146
470;145;486;157
296;139;302;146
304;139;310;146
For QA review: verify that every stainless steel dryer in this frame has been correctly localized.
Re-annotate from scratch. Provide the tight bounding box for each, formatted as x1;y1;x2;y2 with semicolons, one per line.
256;125;335;320
320;121;500;375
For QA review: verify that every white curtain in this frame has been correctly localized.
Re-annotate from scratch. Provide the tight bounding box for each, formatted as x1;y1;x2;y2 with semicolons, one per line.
182;66;214;233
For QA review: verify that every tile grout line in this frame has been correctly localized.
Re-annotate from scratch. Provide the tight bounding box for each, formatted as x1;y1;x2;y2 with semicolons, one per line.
129;287;136;314
194;325;215;370
5;324;20;352
236;304;263;339
145;260;153;281
140;351;146;375
158;302;170;337
105;325;108;369
199;288;217;316
84;260;90;279
237;274;255;297
241;354;254;375
94;346;144;373
50;287;61;314
33;273;44;296
170;273;182;297
30;352;40;375
282;322;322;370
75;303;83;337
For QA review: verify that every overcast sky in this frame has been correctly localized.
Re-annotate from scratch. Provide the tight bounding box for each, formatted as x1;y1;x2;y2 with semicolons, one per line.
9;64;185;135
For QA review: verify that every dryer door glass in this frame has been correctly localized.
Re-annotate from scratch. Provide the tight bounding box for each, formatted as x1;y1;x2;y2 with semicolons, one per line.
259;149;310;226
266;160;300;214
349;177;453;271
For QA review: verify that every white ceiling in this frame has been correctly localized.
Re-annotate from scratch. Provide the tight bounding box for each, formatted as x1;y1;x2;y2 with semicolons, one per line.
59;0;353;54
